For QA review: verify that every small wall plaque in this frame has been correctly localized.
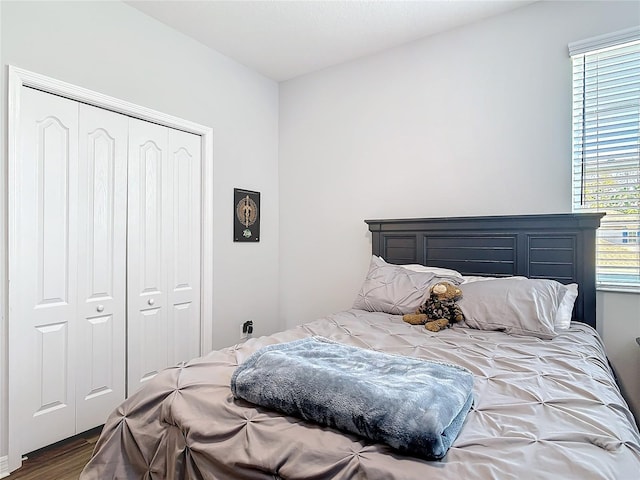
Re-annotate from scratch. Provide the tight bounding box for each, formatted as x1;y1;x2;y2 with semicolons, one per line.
234;188;260;242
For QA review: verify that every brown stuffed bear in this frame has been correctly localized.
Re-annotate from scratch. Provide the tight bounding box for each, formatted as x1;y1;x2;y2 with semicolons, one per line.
403;281;465;332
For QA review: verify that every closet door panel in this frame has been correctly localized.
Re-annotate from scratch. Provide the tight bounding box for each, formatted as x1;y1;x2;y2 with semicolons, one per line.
139;308;166;382
127;118;170;394
168;129;202;365
76;104;128;432
9;87;79;453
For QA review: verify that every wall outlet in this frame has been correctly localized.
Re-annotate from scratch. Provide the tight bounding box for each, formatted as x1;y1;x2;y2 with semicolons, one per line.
240;320;254;340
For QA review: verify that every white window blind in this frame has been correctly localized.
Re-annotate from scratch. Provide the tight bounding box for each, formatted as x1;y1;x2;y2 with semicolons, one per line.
570;28;640;288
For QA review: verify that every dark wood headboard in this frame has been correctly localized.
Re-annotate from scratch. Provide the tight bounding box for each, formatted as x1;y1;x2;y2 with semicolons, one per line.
365;213;604;328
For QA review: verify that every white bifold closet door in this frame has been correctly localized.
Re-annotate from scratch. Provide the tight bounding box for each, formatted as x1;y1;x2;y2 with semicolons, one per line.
126;119;201;395
10;88;128;453
9;87;201;455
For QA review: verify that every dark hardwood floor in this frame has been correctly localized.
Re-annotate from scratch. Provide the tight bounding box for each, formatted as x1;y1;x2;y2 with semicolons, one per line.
8;427;101;480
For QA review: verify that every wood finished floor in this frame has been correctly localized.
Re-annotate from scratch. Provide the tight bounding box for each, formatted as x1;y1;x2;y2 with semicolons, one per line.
8;427;101;480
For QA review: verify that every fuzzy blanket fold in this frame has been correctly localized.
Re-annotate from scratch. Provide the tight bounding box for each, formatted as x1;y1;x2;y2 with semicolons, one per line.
230;336;474;460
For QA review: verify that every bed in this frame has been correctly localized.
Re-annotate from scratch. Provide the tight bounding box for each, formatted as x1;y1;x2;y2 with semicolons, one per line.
80;213;640;480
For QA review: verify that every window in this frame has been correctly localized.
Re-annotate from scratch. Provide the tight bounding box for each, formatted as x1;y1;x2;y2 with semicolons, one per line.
570;27;640;289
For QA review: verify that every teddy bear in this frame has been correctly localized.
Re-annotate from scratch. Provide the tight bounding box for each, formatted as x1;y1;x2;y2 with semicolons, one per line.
403;281;465;332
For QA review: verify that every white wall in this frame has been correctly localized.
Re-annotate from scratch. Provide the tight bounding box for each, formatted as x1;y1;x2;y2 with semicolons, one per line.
0;0;280;464
279;0;640;417
597;291;640;422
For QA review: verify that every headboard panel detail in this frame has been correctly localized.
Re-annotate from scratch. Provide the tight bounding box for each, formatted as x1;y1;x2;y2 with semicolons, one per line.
423;235;517;276
365;214;604;328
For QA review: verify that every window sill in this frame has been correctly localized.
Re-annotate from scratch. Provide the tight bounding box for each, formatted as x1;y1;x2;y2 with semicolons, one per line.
597;285;640;294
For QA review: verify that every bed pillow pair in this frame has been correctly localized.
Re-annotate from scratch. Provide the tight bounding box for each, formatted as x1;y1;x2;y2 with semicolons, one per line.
353;256;577;339
352;256;462;315
457;278;574;339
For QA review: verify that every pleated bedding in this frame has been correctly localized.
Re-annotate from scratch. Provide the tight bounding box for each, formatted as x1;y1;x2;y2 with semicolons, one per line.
81;309;640;480
230;336;474;460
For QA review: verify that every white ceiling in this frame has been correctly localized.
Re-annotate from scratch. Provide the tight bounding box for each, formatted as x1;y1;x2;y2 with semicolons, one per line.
126;0;536;81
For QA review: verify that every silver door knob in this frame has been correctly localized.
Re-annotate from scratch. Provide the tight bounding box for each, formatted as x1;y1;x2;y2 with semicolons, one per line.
97;305;105;312
148;298;155;306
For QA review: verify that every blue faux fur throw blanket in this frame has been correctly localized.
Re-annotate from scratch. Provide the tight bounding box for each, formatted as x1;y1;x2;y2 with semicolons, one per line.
230;337;474;460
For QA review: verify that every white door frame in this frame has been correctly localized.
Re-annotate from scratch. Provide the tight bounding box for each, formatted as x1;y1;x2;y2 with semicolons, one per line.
2;65;214;473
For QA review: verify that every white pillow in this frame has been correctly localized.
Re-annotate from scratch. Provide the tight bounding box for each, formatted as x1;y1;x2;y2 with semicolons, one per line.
461;275;527;283
554;283;578;330
380;257;463;279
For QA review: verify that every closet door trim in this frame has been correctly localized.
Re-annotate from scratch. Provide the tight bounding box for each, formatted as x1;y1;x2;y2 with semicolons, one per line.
4;65;214;473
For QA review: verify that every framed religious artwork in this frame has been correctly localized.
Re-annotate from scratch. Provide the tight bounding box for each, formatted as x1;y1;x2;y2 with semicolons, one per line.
234;188;260;242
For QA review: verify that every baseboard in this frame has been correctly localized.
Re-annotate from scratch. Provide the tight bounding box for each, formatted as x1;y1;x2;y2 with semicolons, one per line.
0;455;8;479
